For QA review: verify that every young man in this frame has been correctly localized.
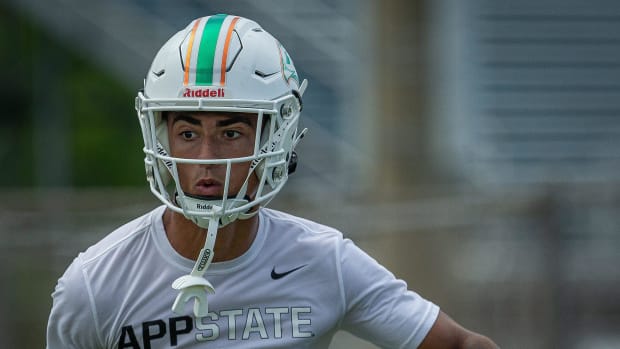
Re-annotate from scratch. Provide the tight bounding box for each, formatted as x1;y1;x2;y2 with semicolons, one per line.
47;14;499;348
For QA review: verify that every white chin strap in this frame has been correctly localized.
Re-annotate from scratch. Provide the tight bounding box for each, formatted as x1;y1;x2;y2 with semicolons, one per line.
178;194;252;228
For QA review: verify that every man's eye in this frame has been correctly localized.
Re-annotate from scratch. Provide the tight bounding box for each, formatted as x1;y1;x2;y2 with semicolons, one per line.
224;130;241;139
181;131;196;140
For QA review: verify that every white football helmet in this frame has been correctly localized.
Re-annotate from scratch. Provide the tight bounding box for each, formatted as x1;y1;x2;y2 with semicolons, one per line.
136;14;308;317
136;14;308;229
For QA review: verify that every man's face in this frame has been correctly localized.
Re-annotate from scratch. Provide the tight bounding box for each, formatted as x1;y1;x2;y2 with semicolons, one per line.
167;111;259;199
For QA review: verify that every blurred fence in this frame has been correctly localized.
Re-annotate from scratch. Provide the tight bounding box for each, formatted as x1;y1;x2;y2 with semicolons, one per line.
1;185;619;348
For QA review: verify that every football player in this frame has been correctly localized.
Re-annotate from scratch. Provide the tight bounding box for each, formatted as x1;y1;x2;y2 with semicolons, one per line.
47;14;498;349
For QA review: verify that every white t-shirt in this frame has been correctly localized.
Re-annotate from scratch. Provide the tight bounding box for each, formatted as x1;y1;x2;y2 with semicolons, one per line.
47;206;439;348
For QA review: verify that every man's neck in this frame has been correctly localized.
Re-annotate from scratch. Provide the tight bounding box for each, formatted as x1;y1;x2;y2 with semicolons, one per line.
162;208;259;262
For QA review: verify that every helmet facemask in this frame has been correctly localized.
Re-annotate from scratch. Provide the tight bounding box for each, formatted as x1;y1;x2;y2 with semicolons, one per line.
137;93;305;229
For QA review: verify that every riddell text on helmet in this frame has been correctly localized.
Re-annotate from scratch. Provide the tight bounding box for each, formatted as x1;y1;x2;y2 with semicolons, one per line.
182;87;225;98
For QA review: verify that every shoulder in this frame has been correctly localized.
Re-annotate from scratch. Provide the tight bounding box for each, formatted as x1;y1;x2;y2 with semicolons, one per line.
260;207;343;237
77;206;163;267
47;206;164;348
53;206;163;304
258;207;349;267
259;207;348;252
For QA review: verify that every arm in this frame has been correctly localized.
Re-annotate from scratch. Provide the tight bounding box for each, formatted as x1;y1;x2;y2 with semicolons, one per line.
337;238;497;348
338;239;442;348
418;311;499;349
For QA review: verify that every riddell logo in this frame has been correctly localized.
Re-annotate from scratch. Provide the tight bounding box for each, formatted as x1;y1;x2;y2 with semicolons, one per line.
182;88;225;98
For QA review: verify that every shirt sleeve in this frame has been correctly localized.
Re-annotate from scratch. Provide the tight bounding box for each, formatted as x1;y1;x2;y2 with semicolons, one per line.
47;256;103;349
339;238;440;348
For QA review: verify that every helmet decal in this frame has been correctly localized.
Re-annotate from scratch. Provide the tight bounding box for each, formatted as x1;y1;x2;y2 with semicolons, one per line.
181;14;241;87
219;16;241;85
278;42;300;87
182;18;202;86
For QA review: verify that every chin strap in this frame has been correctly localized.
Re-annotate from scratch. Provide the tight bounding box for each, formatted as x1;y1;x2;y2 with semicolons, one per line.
180;195;250;228
171;217;219;317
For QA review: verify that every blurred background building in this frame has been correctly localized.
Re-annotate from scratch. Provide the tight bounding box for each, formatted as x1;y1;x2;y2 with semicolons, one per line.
1;0;620;348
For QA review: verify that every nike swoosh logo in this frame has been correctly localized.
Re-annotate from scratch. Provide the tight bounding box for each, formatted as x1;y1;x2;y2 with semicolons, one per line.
271;265;307;280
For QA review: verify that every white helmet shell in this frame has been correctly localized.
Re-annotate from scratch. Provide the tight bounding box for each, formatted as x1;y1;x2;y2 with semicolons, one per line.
145;15;300;100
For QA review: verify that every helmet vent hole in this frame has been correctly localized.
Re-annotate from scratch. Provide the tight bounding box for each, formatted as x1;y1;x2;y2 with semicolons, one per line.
254;70;278;79
252;28;263;32
152;69;165;77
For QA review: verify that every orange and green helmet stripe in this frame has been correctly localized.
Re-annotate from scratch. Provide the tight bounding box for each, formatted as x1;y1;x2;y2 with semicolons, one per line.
182;14;241;87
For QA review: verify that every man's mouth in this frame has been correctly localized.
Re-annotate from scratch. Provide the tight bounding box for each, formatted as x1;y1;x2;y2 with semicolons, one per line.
193;179;222;197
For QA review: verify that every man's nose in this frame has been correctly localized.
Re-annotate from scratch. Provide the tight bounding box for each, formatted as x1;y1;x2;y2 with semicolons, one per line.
198;138;222;161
